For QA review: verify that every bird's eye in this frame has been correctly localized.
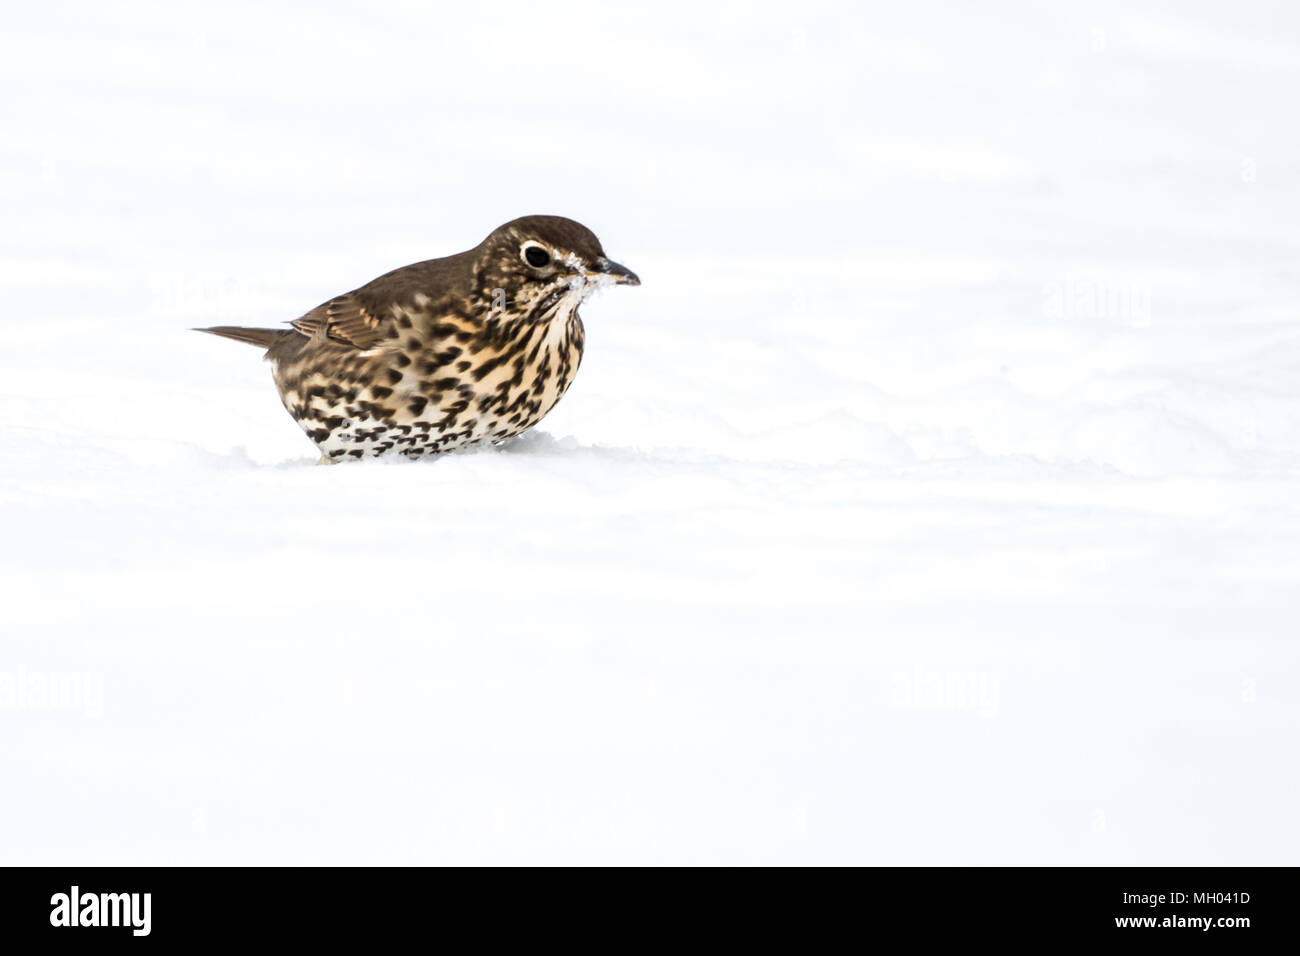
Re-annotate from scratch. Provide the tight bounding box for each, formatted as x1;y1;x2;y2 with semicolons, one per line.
523;244;551;268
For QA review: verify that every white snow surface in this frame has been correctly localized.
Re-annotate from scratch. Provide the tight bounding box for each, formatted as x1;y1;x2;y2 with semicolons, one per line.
2;1;1299;864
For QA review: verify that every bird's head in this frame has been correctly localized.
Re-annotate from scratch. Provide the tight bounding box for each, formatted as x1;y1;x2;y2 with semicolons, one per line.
472;215;639;325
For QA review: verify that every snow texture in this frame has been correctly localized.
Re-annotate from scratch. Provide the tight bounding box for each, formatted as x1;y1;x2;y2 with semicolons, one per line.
1;1;1298;864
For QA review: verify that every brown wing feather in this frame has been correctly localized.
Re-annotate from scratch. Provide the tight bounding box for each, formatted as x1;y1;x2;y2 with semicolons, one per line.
291;293;392;350
287;253;471;351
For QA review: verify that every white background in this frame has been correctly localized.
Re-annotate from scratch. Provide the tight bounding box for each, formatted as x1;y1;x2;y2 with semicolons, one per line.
2;1;1297;863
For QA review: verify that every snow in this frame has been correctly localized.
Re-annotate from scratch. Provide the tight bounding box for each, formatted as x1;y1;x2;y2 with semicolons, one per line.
2;1;1298;864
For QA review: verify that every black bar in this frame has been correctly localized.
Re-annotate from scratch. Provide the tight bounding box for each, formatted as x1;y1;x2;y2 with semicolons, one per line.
0;866;1287;944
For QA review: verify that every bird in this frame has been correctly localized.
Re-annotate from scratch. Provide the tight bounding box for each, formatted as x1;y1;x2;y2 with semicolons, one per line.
197;215;639;463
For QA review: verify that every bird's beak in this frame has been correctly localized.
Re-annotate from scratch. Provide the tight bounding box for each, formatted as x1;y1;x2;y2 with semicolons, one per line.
591;256;640;286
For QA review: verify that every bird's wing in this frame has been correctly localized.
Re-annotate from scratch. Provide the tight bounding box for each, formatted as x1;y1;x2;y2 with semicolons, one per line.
291;292;392;351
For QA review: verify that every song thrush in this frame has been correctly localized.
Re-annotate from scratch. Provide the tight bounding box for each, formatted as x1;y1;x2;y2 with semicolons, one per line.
198;215;638;463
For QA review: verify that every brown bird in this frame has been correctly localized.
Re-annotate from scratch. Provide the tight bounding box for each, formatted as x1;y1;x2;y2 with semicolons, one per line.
198;215;639;463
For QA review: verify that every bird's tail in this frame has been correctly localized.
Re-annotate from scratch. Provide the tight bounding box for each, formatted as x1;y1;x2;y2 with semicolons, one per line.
194;326;284;348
